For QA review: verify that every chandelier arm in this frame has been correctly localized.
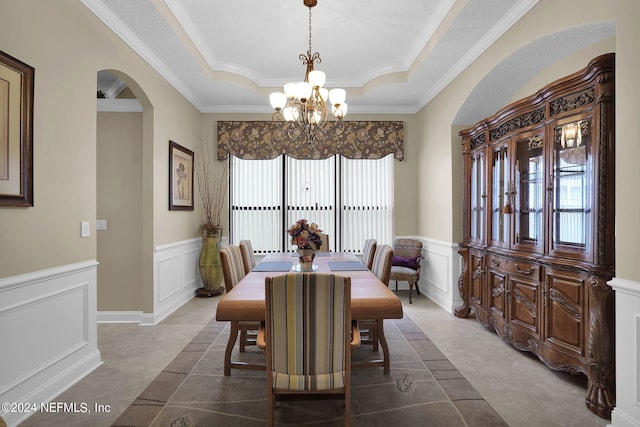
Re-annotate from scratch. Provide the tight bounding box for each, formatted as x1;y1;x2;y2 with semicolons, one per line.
314;118;346;138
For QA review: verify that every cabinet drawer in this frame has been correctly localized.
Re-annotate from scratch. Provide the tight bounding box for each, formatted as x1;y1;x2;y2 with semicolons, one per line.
487;255;540;280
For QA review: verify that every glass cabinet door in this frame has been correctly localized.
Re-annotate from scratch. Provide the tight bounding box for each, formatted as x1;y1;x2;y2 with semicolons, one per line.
513;133;544;253
549;118;592;260
490;143;509;247
469;149;486;244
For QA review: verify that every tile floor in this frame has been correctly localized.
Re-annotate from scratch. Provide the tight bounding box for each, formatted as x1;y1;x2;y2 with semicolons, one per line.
19;290;610;426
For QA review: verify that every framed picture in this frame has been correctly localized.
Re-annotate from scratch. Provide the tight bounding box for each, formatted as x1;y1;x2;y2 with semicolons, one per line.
0;50;34;207
169;140;194;210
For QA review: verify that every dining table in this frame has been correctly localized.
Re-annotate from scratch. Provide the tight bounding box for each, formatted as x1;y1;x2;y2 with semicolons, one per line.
215;251;404;375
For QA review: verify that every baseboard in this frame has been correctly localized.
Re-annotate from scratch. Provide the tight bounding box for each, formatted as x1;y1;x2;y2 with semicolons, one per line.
97;311;144;323
98;281;199;326
610;408;640;427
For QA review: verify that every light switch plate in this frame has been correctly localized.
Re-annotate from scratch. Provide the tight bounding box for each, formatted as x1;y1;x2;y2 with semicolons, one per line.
96;219;108;231
81;221;90;237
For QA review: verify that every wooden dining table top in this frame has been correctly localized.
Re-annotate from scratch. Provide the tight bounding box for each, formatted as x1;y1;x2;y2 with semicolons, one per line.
215;251;404;322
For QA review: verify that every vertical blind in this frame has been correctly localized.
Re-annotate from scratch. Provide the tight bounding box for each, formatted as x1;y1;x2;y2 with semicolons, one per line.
340;155;393;253
230;154;394;254
286;156;337;251
229;156;283;254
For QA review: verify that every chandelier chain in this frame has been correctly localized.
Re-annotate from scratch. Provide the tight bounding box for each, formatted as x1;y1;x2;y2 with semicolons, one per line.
308;7;313;54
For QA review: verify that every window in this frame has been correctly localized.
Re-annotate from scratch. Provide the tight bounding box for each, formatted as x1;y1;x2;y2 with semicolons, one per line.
230;154;394;254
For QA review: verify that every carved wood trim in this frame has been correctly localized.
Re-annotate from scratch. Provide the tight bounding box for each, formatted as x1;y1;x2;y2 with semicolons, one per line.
470;133;486;149
549;87;595;116
489;108;545;141
548;289;581;320
512;288;536;316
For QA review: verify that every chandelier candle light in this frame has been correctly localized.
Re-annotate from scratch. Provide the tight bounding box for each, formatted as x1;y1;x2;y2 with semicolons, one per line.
269;0;348;144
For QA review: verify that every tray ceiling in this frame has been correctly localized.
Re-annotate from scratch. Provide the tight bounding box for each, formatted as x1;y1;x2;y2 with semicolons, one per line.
85;0;557;114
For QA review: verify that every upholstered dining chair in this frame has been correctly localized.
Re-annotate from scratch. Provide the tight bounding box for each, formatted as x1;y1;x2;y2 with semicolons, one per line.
361;238;377;270
239;239;257;274
361;244;393;353
370;244;393;287
389;238;424;304
318;232;330;252
220;245;258;352
259;273;360;427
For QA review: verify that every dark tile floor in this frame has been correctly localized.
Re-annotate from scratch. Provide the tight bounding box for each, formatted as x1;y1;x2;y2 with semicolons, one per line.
19;291;609;427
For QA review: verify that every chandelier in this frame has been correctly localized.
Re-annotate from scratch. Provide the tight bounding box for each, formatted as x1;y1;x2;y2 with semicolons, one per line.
269;0;347;144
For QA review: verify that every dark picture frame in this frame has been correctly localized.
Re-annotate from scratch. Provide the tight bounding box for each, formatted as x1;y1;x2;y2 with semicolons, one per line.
0;50;34;207
169;140;194;211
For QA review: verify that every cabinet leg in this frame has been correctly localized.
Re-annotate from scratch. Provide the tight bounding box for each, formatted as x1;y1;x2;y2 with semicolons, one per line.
584;277;615;418
585;376;614;419
454;247;471;318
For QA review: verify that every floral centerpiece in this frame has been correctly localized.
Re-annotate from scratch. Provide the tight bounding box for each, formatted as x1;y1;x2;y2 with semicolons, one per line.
287;218;323;250
288;219;322;271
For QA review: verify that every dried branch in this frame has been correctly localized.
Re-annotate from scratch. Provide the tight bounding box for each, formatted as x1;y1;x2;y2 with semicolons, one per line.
195;140;228;230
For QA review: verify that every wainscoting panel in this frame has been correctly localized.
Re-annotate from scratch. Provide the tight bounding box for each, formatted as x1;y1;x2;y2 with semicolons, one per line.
150;238;201;325
392;236;462;313
610;277;640;427
0;261;101;426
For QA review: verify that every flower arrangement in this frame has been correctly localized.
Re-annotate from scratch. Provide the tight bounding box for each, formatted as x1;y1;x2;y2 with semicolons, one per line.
287;219;323;250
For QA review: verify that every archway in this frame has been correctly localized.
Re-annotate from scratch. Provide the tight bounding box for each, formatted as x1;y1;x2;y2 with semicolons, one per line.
96;70;154;320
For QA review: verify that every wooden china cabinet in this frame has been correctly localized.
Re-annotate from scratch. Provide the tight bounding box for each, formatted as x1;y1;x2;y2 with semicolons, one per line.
455;54;615;418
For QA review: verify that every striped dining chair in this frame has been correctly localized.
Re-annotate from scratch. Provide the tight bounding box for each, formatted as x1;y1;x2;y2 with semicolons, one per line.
361;244;394;353
220;245;258;352
220;245;246;293
239;239;257;274
370;244;393;287
261;273;360;427
361;238;377;270
317;232;330;252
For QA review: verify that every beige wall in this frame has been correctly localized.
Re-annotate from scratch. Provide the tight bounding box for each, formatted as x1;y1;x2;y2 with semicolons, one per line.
1;0;638;289
613;0;640;281
0;0;204;309
414;0;639;288
97;112;143;311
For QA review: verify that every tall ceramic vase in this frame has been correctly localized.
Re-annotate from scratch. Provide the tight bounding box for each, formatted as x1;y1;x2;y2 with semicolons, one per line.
197;226;224;297
297;248;317;272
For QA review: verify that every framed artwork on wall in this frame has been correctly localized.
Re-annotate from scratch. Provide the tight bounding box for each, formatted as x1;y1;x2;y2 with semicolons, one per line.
0;50;34;207
169;140;194;211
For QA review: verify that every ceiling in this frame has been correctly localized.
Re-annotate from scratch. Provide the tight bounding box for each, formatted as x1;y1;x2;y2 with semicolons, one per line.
85;0;615;122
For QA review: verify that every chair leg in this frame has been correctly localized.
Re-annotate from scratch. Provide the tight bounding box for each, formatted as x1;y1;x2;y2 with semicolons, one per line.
395;280;398;292
267;387;275;427
345;391;351;427
224;322;240;376
371;328;379;352
375;319;391;374
240;330;246;352
414;281;420;295
409;282;413;304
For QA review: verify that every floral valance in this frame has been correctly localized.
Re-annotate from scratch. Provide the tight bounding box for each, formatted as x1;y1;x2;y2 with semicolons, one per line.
217;121;404;161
